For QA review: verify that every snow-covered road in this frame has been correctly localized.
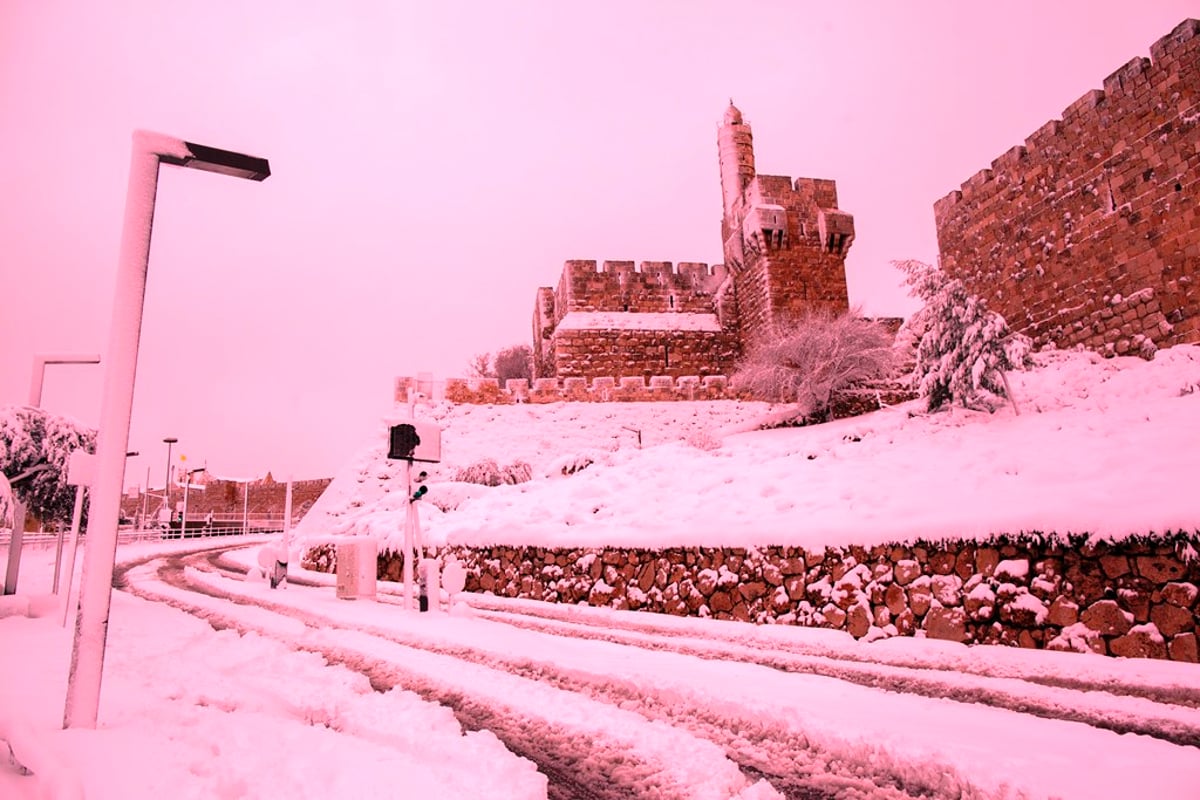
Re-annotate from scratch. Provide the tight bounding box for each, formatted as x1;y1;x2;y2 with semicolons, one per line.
120;541;1200;799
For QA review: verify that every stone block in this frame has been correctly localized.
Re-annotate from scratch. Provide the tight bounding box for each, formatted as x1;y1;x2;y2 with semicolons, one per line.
1047;596;1079;627
847;604;872;639
1168;632;1198;663
1109;625;1168;659
923;607;968;642
1136;555;1186;583
1163;581;1199;609
1080;599;1134;636
1099;554;1131;578
1150;602;1195;637
894;559;921;586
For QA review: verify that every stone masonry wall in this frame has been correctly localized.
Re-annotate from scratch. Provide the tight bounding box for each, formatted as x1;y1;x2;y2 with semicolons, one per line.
306;532;1200;663
934;19;1200;357
552;260;729;321
441;374;733;404
549;328;740;381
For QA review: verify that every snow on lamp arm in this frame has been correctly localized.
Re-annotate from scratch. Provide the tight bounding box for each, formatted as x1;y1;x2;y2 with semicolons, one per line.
28;354;101;408
63;132;270;730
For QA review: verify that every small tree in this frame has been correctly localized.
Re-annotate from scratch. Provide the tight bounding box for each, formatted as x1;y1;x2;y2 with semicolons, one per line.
493;344;533;382
897;259;1032;412
0;405;96;527
466;352;492;379
732;310;899;421
467;344;533;382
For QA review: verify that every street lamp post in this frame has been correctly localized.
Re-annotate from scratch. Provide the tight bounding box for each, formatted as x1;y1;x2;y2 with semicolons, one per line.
161;437;177;518
17;354;102;598
64;131;269;730
29;354;101;408
180;467;205;538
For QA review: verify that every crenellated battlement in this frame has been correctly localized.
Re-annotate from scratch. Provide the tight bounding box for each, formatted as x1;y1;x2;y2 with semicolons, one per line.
936;19;1199;215
551;259;730;321
935;18;1200;356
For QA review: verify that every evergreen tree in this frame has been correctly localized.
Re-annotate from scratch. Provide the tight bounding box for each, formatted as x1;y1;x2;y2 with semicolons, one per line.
0;405;96;527
897;259;1031;412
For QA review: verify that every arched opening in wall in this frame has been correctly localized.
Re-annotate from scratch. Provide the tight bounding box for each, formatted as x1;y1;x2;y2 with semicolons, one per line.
669;294;675;309
663;345;670;369
1103;177;1116;214
826;232;847;255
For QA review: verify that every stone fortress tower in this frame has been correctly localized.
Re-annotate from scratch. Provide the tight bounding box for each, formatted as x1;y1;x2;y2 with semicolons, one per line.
532;103;856;382
717;102;856;346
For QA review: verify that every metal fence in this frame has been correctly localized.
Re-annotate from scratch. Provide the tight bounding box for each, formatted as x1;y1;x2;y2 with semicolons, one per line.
0;518;287;547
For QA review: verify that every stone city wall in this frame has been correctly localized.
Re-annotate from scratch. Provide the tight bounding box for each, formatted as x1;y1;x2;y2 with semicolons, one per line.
442;374;734;404
547;328;740;381
934;19;1200;356
305;532;1200;662
551;260;730;321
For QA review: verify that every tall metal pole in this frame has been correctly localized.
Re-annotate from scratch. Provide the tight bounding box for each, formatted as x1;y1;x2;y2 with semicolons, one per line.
181;475;191;538
141;466;150;531
64;136;170;729
62;131;268;730
162;437;177;516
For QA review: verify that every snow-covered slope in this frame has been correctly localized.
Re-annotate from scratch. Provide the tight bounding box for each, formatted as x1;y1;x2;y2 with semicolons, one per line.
295;347;1200;554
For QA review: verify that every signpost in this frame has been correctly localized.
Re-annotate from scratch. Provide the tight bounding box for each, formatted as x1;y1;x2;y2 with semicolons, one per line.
385;394;441;610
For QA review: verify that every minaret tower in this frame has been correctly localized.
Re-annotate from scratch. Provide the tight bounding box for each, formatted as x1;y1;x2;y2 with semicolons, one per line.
717;101;755;230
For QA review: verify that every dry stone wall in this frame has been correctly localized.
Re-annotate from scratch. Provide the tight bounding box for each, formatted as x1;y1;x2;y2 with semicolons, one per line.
305;532;1200;663
934;19;1200;357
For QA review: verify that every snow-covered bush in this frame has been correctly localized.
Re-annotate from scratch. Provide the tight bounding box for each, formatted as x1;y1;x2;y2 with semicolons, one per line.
896;259;1032;412
685;428;722;451
0;405;96;526
453;458;533;487
731;310;899;421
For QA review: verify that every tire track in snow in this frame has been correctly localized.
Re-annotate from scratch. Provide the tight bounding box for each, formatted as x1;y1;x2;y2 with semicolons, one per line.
462;596;1200;709
120;545;779;800
165;550;990;799
456;600;1200;747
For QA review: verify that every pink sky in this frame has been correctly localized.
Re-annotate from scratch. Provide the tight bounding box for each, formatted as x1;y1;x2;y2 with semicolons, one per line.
1;1;1196;486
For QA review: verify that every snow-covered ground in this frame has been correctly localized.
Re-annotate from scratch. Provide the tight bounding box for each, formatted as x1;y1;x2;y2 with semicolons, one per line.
3;347;1200;799
301;346;1200;552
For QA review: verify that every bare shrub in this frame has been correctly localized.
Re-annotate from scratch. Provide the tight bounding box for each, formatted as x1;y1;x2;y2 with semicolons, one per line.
467;344;533;382
732;310;899;420
454;458;533;486
685;429;722;451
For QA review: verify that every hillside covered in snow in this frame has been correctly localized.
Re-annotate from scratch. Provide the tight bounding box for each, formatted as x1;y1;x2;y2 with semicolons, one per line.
295;346;1200;555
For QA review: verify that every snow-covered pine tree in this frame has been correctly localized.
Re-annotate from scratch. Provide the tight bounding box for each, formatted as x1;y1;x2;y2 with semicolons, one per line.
895;259;1032;412
0;405;96;527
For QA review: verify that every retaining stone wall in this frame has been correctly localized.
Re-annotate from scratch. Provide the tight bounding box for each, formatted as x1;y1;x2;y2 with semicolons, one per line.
303;532;1200;663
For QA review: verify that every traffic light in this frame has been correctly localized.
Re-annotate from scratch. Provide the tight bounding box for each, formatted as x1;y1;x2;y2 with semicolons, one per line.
389;424;420;460
411;484;428;502
386;421;442;462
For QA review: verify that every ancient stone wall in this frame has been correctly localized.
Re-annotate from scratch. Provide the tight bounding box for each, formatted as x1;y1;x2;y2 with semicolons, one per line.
548;328;739;380
935;19;1200;357
442;374;733;404
304;532;1200;663
551;260;729;321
